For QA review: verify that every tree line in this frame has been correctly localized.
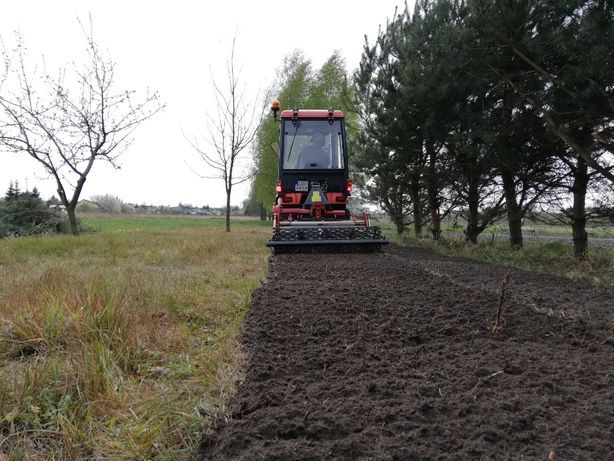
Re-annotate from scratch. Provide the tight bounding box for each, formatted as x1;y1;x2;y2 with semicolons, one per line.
247;0;614;260
353;0;613;259
2;6;612;250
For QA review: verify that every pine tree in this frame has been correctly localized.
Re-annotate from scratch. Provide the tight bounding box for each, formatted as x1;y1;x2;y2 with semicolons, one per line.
5;181;20;201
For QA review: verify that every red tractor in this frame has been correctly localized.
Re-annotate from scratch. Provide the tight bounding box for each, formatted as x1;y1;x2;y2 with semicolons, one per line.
266;100;387;251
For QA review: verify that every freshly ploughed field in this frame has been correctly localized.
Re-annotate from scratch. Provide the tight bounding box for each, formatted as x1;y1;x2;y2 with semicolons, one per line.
198;245;614;460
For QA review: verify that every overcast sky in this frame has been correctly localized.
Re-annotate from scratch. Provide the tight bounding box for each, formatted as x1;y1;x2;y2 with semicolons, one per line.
0;1;404;207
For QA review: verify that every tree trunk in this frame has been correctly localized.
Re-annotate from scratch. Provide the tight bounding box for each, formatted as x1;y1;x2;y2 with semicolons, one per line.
259;202;267;221
465;176;479;244
225;189;231;232
500;168;523;249
428;195;441;240
426;140;441;240
55;178;81;235
66;205;79;235
383;195;406;235
571;155;588;259
392;215;406;235
412;202;422;238
410;184;422;238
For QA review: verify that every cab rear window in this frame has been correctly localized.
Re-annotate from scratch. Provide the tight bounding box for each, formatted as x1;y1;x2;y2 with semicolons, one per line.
282;120;344;170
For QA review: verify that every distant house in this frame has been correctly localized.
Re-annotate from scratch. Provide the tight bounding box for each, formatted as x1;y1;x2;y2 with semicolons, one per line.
48;203;66;212
76;200;101;212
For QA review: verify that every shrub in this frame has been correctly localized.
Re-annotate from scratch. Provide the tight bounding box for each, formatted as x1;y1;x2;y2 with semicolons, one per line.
0;182;67;238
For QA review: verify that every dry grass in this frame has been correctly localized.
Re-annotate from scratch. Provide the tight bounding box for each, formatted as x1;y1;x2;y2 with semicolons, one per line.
0;226;269;459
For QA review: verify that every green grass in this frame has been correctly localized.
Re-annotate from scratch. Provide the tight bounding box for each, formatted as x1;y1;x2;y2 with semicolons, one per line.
0;219;271;459
522;224;614;238
81;214;272;233
392;221;614;239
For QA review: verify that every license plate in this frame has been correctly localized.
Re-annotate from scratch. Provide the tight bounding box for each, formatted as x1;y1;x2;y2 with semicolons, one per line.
295;181;308;192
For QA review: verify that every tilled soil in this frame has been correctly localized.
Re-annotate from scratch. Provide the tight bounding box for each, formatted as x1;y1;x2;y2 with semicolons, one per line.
198;245;614;460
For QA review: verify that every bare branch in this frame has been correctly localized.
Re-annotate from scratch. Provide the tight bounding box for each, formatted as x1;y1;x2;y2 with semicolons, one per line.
485;62;614;184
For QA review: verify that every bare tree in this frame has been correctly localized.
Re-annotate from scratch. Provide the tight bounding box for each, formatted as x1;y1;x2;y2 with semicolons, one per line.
90;194;124;214
0;24;162;234
187;38;261;232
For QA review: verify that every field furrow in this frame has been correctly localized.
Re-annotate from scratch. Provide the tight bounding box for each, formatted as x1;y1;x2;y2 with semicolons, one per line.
198;245;614;460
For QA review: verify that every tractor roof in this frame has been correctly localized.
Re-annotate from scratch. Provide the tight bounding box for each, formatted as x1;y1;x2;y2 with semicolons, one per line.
280;109;345;119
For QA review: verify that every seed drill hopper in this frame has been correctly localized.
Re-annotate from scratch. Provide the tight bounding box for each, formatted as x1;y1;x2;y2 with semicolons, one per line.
266;100;388;251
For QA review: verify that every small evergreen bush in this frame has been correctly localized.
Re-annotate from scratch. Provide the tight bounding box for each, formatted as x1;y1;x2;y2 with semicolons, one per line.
0;182;68;238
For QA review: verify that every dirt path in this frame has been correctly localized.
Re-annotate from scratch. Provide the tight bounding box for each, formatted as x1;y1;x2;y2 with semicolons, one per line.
198;245;614;460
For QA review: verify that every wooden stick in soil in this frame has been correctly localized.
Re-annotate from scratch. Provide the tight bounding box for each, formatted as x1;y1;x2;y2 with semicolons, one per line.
494;270;512;332
470;327;479;348
357;310;368;371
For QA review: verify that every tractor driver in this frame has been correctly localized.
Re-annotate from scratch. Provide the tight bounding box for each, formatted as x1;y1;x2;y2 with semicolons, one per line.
298;131;330;168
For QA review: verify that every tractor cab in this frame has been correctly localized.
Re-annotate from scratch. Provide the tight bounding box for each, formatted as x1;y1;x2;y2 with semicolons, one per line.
277;109;349;200
281;113;346;170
